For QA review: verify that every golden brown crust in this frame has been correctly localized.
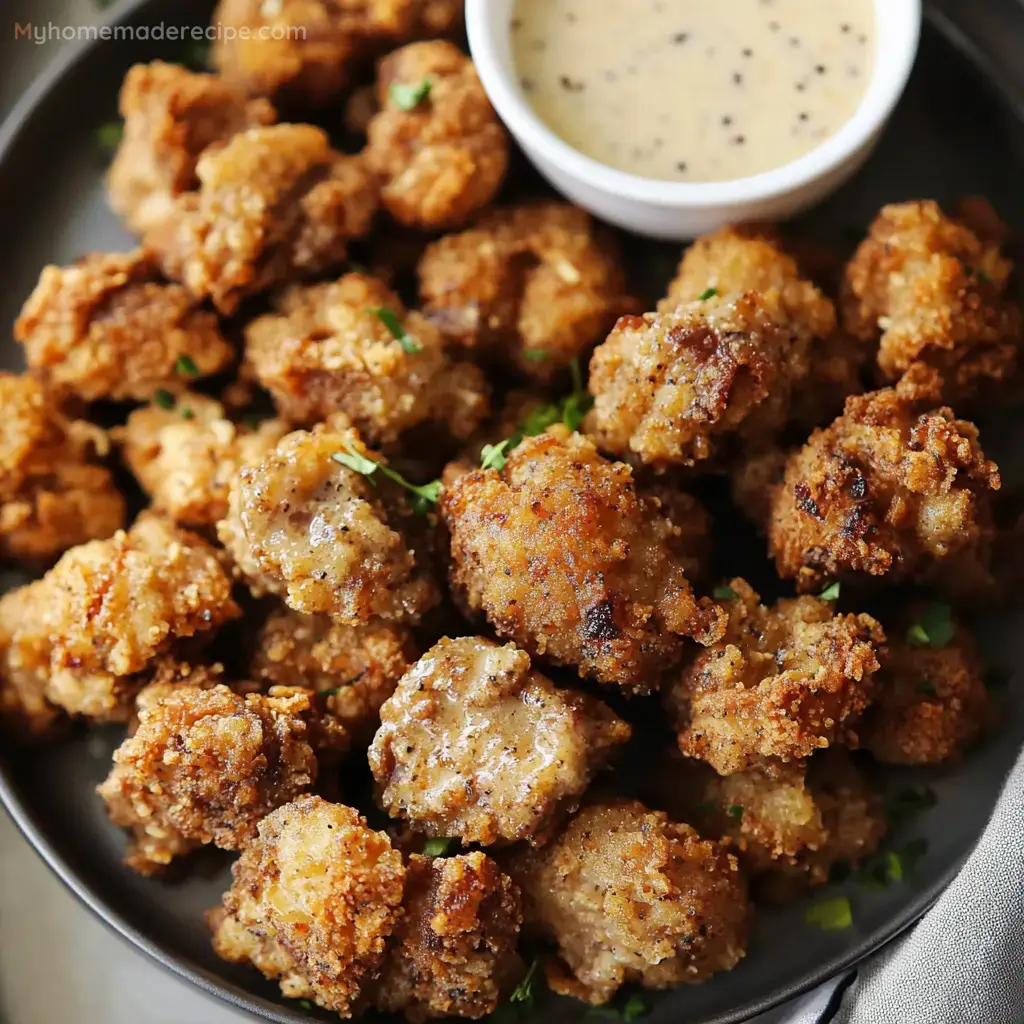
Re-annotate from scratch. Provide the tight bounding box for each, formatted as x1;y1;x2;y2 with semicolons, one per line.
14;251;234;402
147;124;378;314
666;579;884;774
441;429;725;694
841;200;1021;402
507;800;749;1004
364;41;508;230
217;423;438;623
765;366;1001;597
372;852;522;1021
209;795;405;1016
243;272;489;441
107;61;277;235
98;683;324;875
418;202;638;377
586;293;809;469
368;637;631;845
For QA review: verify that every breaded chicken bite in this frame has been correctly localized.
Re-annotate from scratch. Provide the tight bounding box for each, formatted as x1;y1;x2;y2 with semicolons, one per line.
861;605;992;764
364;42;508;230
2;515;240;723
251;606;417;747
148;124;378;314
666;579;884;775
0;374;124;562
98;683;330;874
368;637;631;845
441;429;725;694
14;250;234;402
218;423;438;623
243;272;489;441
508;800;749;1004
842;200;1021;402
119;395;289;529
661;224;864;427
765;366;1001;597
372;851;522;1021
586;293;809;470
209;795;405;1017
418;202;637;376
107;61;277;236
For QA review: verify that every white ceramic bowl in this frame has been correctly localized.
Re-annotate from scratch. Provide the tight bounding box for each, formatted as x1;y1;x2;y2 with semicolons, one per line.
467;0;922;240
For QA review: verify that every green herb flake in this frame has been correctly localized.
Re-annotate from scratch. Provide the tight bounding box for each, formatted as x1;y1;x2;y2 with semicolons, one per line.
916;680;937;697
518;403;561;441
858;858;890;891
297;1000;316;1010
523;349;550;362
819;582;841;601
480;441;510;473
153;388;175;411
175;354;199;377
622;995;648;1021
907;602;954;648
423;837;454;857
975;267;993;284
727;805;744;821
713;585;738;600
331;445;379;478
885;850;903;883
390;78;432;110
368;306;421;353
561;390;593;432
96;121;123;151
906;624;930;646
334;442;442;514
509;959;540;1007
805;896;852;930
181;406;195;420
698;287;719;301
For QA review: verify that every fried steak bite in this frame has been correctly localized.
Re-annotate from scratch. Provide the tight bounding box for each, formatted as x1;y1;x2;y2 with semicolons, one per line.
98;683;336;875
368;636;630;845
441;429;725;694
586;292;809;470
666;578;884;775
107;61;277;236
209;795;406;1017
147;124;378;314
14;250;234;402
243;272;489;441
364;41;508;230
860;607;992;764
1;515;240;723
842;200;1021;402
508;799;749;1005
418;202;637;376
765;366;1001;597
218;423;438;623
0;373;125;562
371;851;522;1021
119;394;289;529
251;605;417;747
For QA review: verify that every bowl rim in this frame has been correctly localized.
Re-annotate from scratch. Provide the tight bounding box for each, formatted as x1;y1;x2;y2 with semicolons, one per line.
467;0;922;207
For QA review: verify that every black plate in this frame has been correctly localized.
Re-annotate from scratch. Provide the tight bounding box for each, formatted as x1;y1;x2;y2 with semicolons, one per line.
1;2;1023;1022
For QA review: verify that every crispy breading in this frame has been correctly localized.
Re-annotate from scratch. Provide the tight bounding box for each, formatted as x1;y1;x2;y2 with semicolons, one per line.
368;637;630;845
765;365;1001;597
0;373;124;562
441;429;725;694
243;272;489;441
2;515;240;723
209;795;405;1017
14;250;234;402
586;293;809;469
364;41;508;230
107;61;276;236
860;610;992;764
667;578;884;775
661;224;864;427
251;605;417;747
418;202;638;376
147;124;378;314
372;852;522;1022
98;683;328;875
507;800;749;1005
119;395;289;528
841;200;1021;402
218;423;438;623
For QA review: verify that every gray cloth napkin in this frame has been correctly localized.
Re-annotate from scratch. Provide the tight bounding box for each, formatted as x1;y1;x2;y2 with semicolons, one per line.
778;751;1024;1024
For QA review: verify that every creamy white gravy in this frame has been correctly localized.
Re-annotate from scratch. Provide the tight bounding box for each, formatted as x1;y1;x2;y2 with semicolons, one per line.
511;0;876;183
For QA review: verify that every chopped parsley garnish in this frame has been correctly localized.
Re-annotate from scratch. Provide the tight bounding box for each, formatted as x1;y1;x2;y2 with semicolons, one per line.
181;406;195;420
713;585;738;600
480;441;510;472
175;354;199;377
561;357;594;430
974;267;994;284
819;581;841;601
503;359;592;450
587;994;648;1020
509;959;540;1008
805;896;852;930
906;602;954;648
153;388;175;411
523;349;550;362
368;306;421;353
390;78;432;110
331;442;441;514
727;805;744;821
423;837;454;857
96;121;123;151
916;681;937;697
885;850;903;883
698;287;718;301
296;1000;315;1010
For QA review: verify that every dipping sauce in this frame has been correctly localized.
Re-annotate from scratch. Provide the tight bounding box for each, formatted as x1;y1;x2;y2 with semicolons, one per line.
511;0;876;183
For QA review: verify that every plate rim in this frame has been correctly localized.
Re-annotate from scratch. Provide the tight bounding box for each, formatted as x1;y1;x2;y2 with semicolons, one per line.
0;3;1014;1022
